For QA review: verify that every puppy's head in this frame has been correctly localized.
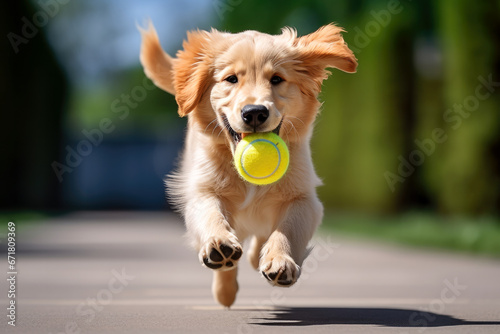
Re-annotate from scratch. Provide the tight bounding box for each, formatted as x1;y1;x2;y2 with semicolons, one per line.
140;22;357;153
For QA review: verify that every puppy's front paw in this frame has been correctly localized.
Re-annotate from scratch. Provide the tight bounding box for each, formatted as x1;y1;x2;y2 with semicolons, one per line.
199;236;243;271
260;254;300;287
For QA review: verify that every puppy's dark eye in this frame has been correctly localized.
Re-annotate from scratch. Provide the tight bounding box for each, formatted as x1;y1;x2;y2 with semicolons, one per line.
225;75;238;84
270;75;284;85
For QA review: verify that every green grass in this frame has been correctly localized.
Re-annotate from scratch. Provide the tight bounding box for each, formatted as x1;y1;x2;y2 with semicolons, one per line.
0;211;49;232
320;212;500;257
2;211;499;257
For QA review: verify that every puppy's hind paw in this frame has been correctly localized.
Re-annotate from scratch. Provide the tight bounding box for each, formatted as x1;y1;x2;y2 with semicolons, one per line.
199;236;243;271
260;254;300;287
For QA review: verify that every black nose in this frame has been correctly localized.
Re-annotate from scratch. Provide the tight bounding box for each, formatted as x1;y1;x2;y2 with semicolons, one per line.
241;104;269;128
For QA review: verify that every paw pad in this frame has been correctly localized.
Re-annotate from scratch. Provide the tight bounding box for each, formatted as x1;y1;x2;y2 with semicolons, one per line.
201;239;242;271
260;255;299;287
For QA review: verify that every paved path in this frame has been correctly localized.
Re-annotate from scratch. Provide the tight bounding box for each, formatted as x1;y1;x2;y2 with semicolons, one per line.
1;212;500;333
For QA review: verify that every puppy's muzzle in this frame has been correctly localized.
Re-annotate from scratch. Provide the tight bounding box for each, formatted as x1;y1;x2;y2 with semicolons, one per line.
241;104;269;129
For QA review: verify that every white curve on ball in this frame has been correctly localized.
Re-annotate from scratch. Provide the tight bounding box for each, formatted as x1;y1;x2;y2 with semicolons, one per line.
241;139;281;179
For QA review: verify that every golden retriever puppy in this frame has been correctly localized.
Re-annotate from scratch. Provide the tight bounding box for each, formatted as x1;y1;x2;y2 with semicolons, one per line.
140;22;357;307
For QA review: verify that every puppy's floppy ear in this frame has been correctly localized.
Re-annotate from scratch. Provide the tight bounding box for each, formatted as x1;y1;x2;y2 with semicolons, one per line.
293;23;357;92
173;30;214;116
139;21;176;95
296;23;358;73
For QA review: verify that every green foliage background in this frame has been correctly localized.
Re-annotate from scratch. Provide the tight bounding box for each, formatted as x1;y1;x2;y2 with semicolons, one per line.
218;0;500;216
3;0;499;218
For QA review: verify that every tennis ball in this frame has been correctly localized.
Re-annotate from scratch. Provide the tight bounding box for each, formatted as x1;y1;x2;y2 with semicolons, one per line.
234;132;289;185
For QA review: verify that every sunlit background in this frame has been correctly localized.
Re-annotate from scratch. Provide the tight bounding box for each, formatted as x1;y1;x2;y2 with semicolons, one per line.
2;0;499;254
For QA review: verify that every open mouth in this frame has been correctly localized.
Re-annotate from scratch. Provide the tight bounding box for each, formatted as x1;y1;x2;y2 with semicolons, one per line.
222;114;283;146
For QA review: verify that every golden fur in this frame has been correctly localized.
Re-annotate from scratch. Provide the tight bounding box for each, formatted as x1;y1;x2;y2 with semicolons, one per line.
140;22;357;307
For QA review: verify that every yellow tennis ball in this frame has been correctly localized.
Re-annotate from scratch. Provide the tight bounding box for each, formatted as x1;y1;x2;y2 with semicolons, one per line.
234;132;289;185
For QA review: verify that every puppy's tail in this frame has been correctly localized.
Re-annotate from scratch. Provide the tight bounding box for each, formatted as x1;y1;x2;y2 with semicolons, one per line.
137;19;176;95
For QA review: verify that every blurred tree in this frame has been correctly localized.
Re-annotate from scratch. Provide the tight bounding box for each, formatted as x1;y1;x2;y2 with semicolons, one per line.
314;2;418;213
428;0;500;214
0;0;68;209
221;0;418;213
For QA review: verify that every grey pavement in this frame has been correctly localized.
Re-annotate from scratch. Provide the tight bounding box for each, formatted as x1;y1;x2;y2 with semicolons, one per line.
1;212;500;333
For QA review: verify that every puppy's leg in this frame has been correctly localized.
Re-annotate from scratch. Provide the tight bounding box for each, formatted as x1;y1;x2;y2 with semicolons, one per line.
185;197;243;271
260;195;323;287
247;236;266;270
212;268;238;307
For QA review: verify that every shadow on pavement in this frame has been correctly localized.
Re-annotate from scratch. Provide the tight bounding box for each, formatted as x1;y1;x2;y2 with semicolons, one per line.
253;307;500;328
